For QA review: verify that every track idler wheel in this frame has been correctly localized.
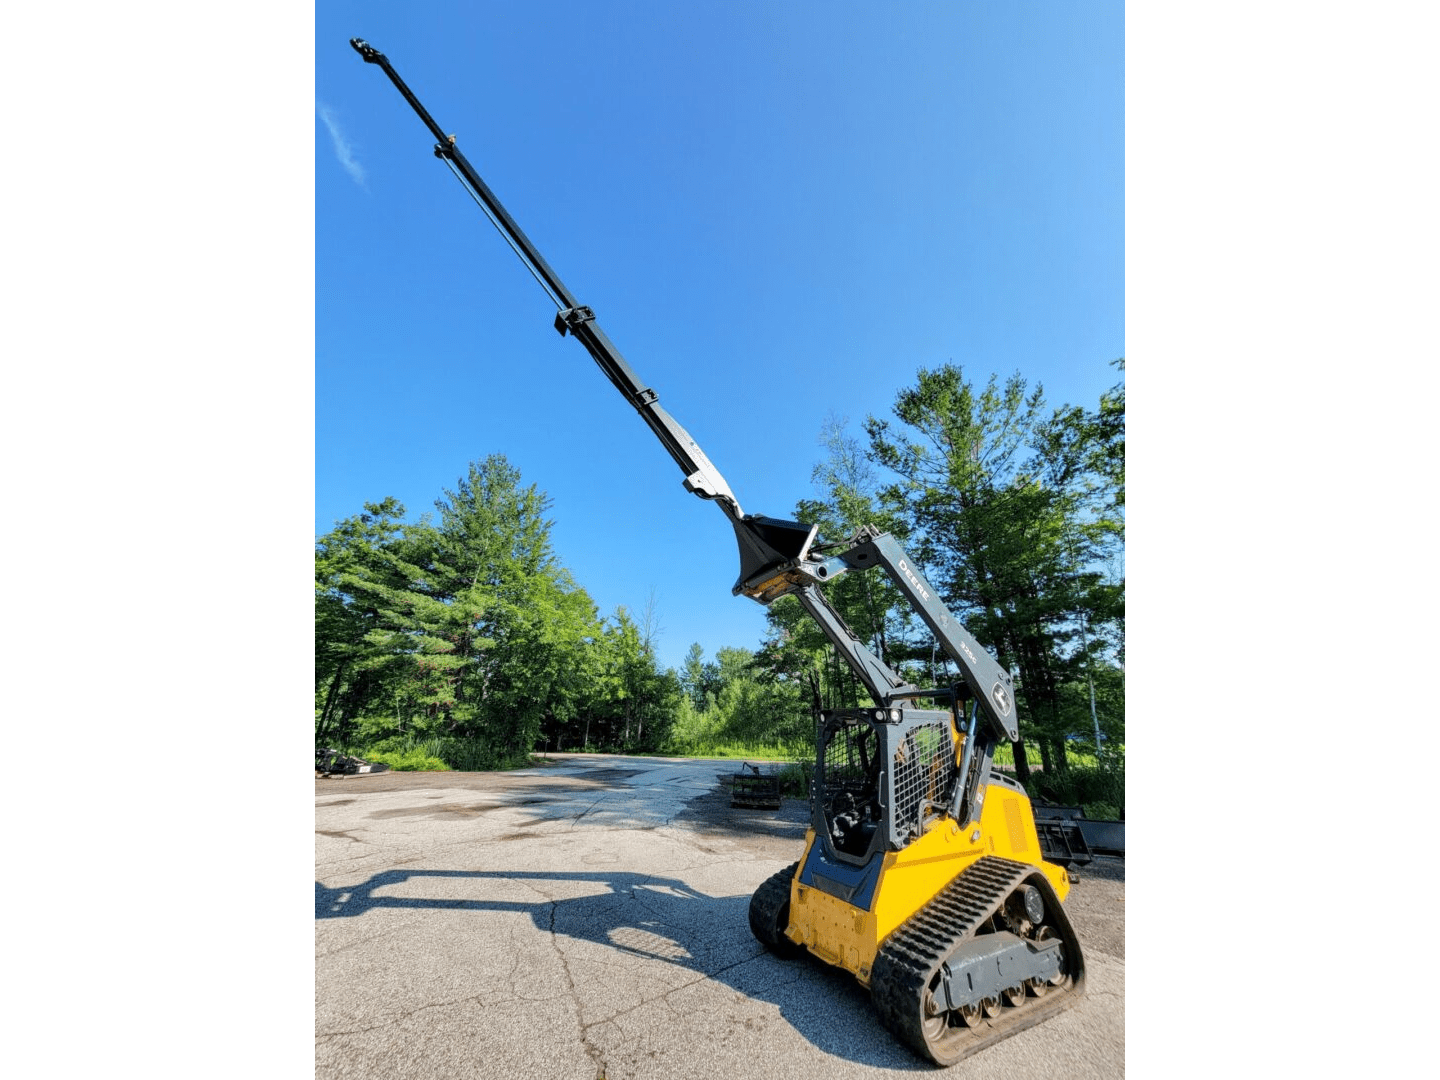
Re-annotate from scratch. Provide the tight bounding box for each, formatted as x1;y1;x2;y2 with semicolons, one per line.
1037;925;1073;990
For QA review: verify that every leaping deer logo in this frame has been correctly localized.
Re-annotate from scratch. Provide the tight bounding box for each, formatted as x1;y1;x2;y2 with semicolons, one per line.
991;682;1012;716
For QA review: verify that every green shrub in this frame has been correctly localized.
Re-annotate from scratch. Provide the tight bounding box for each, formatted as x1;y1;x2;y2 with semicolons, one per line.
359;734;534;772
776;762;810;798
353;716;411;748
364;735;412;755
1024;764;1124;818
362;747;451;771
426;736;528;771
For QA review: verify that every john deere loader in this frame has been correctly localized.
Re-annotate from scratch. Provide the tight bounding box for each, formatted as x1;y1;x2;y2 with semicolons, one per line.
350;39;1086;1065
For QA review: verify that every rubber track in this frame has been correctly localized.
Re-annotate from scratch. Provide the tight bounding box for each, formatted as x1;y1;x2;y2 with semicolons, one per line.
869;856;1086;1066
748;862;802;956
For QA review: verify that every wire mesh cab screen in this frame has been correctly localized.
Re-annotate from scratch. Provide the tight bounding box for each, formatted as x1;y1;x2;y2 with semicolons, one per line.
889;717;957;844
818;714;883;862
815;708;958;864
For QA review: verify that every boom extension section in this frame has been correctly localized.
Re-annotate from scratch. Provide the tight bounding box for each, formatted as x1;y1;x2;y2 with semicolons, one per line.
350;38;817;597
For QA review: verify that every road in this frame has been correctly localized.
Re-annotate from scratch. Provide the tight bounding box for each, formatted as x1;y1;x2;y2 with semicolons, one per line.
316;754;1124;1078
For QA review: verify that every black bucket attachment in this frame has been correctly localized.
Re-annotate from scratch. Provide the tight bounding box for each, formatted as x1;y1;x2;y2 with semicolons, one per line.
730;515;819;602
731;762;782;809
1078;818;1125;856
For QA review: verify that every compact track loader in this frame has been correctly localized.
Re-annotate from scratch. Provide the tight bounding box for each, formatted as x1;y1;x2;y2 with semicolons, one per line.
350;40;1086;1065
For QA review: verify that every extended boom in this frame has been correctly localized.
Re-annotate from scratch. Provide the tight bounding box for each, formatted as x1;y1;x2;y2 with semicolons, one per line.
347;37;1015;743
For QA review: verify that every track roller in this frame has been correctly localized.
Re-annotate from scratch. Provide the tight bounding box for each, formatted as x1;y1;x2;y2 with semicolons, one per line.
870;856;1086;1066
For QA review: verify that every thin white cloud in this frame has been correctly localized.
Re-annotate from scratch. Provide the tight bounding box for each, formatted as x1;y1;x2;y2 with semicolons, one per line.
317;101;366;186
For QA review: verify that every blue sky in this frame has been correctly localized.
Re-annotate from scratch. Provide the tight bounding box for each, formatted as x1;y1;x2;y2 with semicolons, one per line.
317;1;1123;672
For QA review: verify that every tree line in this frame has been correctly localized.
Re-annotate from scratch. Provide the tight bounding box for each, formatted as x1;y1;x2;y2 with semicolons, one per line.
316;361;1124;779
315;456;680;769
756;360;1124;786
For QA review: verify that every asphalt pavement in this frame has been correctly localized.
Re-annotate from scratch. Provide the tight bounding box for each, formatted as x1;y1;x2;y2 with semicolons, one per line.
315;754;1124;1078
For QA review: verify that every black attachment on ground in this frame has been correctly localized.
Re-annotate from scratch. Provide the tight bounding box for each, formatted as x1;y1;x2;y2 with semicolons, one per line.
731;762;782;809
1031;805;1094;867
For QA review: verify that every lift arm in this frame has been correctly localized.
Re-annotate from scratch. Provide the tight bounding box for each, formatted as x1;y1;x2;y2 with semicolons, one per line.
825;529;1017;743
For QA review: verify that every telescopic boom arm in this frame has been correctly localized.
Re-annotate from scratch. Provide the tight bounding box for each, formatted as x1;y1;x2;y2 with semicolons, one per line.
350;39;742;514
349;40;1019;746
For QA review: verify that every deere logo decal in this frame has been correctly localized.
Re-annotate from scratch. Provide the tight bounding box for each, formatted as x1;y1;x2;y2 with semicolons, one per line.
896;559;930;602
990;682;1012;716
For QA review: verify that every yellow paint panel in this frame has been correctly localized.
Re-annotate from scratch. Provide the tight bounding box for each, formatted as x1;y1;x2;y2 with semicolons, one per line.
784;781;1071;983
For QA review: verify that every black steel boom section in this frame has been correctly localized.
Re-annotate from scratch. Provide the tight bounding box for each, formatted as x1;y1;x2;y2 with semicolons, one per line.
350;38;742;517
350;40;1018;751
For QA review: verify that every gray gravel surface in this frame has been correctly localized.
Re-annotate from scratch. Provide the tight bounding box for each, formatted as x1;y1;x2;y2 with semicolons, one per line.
316;754;1123;1078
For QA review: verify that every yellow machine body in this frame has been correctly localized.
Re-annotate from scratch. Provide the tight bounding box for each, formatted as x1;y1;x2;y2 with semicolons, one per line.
784;781;1068;986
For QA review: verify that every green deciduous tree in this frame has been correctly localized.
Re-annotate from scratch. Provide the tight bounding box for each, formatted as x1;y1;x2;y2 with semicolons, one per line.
666;641;810;757
549;604;680;754
752;416;912;715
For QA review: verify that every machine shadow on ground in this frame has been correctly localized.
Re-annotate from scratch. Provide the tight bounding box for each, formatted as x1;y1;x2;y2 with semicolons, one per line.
315;867;926;1070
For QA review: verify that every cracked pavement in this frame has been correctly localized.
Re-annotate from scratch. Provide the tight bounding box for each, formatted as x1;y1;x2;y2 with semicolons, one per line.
316;754;1124;1078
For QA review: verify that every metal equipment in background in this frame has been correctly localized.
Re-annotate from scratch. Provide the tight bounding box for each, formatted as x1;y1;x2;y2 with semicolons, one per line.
316;748;391;777
730;762;783;810
1030;804;1126;864
1031;805;1094;867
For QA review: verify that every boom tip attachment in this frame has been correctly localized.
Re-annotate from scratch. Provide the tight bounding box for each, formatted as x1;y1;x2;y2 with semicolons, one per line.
350;38;384;63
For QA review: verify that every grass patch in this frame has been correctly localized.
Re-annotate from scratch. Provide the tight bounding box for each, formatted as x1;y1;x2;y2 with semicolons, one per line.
358;734;533;772
361;747;451;772
666;739;811;762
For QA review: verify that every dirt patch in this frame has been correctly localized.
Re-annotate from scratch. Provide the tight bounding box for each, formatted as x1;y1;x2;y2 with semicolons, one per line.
315;770;616;797
365;801;506;820
571;768;643;782
673;787;812;863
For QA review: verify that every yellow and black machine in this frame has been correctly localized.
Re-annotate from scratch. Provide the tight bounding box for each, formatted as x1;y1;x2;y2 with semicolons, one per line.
351;40;1085;1066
